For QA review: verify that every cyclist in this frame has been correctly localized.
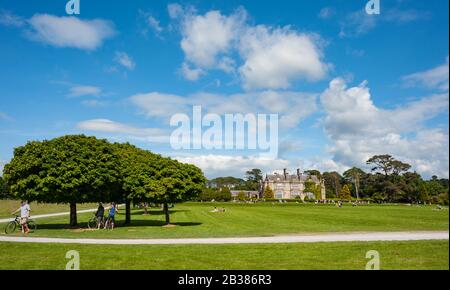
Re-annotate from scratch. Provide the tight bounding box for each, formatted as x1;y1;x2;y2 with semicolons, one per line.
11;200;31;234
95;202;105;230
104;202;119;230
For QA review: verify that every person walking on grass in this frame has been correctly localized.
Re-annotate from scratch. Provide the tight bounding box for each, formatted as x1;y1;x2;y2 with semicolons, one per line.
12;200;31;234
105;202;119;230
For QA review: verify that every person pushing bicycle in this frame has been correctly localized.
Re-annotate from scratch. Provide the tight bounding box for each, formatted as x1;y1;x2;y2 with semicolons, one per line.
11;200;31;234
95;202;105;230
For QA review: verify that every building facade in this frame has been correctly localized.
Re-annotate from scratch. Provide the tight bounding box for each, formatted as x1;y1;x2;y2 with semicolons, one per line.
261;169;326;200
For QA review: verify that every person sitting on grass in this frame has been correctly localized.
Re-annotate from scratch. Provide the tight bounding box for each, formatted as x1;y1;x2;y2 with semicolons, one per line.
104;202;119;230
95;202;105;230
12;200;31;234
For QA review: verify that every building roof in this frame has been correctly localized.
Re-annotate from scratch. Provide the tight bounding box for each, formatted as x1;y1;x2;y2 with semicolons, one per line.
265;171;320;183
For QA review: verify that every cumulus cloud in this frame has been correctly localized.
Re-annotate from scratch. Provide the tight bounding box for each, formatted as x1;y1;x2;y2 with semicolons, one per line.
114;51;136;70
171;5;329;90
179;8;246;70
76;119;169;143
26;14;116;50
320;78;449;178
129;90;318;129
402;57;449;91
239;26;328;90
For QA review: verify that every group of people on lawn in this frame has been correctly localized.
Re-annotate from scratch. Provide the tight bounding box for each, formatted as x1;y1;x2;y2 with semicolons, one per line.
11;200;120;233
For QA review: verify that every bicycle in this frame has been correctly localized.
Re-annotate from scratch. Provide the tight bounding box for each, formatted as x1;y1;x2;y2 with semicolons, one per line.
5;215;37;234
87;215;105;230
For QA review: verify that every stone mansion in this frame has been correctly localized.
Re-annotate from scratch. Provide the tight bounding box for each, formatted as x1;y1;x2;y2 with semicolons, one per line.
261;169;326;200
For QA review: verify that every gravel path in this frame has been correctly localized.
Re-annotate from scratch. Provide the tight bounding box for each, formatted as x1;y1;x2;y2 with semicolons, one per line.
0;231;447;245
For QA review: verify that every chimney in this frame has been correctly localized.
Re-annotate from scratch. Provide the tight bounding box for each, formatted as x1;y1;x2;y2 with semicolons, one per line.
297;168;301;178
283;168;287;179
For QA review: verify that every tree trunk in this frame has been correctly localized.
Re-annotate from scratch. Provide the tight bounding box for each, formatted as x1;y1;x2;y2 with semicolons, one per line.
125;200;131;225
163;202;170;225
69;202;77;227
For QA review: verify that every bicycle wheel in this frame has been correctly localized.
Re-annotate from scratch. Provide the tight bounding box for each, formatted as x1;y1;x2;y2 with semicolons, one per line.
87;217;97;229
5;221;17;234
27;220;37;232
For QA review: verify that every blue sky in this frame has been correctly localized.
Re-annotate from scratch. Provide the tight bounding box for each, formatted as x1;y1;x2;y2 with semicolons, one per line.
0;0;448;178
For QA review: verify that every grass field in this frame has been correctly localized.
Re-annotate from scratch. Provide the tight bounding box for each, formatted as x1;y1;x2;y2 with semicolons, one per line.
0;240;447;270
0;202;447;239
0;201;447;270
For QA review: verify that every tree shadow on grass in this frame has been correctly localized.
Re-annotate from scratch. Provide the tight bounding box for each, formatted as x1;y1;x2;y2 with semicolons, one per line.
129;209;191;216
32;220;202;231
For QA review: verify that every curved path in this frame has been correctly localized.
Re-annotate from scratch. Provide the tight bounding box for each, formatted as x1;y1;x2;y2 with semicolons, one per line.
0;231;447;245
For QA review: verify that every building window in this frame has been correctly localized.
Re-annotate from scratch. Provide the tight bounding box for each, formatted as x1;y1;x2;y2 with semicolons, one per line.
276;192;283;199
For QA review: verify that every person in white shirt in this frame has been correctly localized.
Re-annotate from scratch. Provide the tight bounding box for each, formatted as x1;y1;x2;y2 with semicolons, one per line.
12;200;31;234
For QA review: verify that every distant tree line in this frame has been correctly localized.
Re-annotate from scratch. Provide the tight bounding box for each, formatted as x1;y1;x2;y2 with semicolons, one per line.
322;155;449;204
2;135;206;226
206;155;449;205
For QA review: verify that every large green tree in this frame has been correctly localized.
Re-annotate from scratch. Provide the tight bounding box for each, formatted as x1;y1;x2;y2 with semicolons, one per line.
149;158;206;225
245;168;262;190
113;142;163;224
343;167;365;200
3;135;121;226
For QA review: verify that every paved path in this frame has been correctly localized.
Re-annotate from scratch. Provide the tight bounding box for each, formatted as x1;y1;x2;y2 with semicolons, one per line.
0;204;125;224
0;208;98;224
0;231;447;245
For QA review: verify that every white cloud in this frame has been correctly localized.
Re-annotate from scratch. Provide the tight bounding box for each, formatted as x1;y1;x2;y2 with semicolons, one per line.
26;14;116;50
180;62;204;81
180;8;246;69
174;154;291;178
76;119;169;143
114;51;136;70
171;5;328;89
0;10;25;27
402;57;449;91
320;78;449;178
67;85;102;98
239;26;328;90
129;90;318;129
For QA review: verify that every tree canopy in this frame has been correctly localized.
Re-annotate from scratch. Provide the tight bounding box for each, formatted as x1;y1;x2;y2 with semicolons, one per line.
3;135;206;226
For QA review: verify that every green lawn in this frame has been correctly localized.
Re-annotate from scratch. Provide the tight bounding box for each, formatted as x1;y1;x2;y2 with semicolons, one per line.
0;240;447;270
0;202;447;239
0;200;97;219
